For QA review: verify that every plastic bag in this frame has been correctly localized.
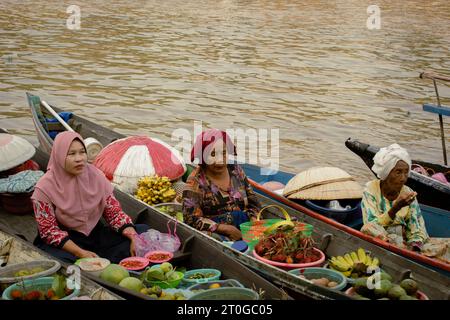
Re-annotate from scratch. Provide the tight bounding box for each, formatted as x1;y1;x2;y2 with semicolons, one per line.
134;220;181;257
422;238;449;260
360;222;388;241
385;225;406;248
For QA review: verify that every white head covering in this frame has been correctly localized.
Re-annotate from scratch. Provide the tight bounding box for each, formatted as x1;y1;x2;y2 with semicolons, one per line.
371;144;412;180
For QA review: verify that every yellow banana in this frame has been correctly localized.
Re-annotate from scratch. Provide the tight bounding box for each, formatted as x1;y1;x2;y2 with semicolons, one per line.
371;257;380;267
330;260;352;272
357;248;367;264
366;256;372;267
337;256;351;269
341;270;352;277
350;252;359;264
344;254;354;266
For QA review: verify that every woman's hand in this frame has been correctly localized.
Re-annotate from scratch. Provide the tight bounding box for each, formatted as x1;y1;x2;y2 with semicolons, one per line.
394;191;417;209
389;191;417;219
129;238;137;257
77;249;98;259
122;226;138;257
217;224;242;241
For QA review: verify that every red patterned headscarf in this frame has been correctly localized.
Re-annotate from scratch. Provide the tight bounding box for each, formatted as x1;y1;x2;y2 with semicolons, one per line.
190;129;237;165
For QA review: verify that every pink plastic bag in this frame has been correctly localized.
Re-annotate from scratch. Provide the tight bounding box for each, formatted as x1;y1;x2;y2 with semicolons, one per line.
134;220;181;257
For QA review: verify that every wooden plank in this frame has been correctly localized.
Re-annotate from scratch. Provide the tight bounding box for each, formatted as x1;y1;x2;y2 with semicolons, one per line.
423;103;450;117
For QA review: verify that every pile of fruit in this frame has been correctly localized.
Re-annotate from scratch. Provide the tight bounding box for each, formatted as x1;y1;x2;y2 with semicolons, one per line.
255;231;321;264
186;272;218;280
329;248;380;278
141;262;180;283
14;267;46;277
140;285;187;300
296;274;339;288
156;205;184;222
351;273;423;300
9;275;74;300
135;176;177;205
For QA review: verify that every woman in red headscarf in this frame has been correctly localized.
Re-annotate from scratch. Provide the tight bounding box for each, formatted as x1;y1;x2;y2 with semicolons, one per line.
31;131;148;263
182;129;260;241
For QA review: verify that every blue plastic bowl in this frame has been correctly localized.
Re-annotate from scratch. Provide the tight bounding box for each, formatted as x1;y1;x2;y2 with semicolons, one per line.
2;276;80;300
304;199;362;224
288;267;347;291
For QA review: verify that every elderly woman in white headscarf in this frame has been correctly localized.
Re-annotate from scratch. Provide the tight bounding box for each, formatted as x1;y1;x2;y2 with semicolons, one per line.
361;144;428;251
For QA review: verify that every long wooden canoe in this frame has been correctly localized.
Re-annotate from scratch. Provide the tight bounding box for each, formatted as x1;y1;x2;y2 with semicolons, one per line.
0;229;123;300
241;162;450;275
0;137;291;301
24;93;450;299
345;138;450;211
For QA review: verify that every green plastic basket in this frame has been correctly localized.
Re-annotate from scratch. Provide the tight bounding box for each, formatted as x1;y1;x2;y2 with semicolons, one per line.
144;271;184;289
240;205;313;250
188;287;259;300
2;277;80;300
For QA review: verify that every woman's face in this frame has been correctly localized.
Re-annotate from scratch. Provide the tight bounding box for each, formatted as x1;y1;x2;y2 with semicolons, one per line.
205;140;228;172
65;139;87;175
384;160;409;191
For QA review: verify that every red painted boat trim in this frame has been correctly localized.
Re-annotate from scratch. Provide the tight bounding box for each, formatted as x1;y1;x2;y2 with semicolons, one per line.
249;178;450;273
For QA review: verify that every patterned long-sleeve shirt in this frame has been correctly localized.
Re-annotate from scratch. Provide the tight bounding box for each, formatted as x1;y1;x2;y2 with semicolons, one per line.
32;194;133;248
361;180;428;246
182;164;260;232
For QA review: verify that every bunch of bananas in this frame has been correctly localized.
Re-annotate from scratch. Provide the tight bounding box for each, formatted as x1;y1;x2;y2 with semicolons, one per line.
135;176;177;205
329;248;380;278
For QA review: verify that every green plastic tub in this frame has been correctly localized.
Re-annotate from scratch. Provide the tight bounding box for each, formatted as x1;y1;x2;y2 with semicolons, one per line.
188;287;259;300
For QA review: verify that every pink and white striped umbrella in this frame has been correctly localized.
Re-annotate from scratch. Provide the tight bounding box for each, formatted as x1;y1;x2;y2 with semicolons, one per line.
93;136;186;194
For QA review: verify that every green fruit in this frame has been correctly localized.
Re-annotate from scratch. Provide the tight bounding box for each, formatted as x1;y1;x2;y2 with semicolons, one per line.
399;295;418;300
388;285;407;300
168;272;180;281
161;262;173;274
15;270;30;277
354;278;371;297
119;277;144;292
374;280;393;298
145;269;165;281
151;285;162;296
100;264;130;284
148;294;158;299
377;298;390;300
380;272;393;282
400;279;418;296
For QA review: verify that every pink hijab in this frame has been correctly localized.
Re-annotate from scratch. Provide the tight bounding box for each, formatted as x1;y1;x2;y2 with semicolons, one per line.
32;132;113;236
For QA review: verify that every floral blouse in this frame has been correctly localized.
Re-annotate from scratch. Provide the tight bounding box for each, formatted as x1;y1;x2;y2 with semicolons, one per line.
182;164;260;232
32;194;133;248
361;180;428;246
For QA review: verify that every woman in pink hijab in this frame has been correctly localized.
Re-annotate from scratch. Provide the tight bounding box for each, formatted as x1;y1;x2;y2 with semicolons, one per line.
31;132;148;263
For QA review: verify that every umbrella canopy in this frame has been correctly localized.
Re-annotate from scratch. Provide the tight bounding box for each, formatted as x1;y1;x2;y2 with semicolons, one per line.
283;166;363;200
0;134;36;172
93;136;186;194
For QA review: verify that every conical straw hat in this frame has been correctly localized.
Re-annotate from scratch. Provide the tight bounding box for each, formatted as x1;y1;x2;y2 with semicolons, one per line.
0;134;35;171
283;167;363;200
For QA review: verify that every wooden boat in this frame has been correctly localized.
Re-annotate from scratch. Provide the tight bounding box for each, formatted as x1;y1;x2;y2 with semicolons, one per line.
0;229;123;300
0;136;290;301
24;93;450;299
242;163;450;274
345;138;450;211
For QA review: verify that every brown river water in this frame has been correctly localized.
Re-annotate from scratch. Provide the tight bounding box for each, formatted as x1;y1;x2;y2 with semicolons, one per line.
1;0;449;183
